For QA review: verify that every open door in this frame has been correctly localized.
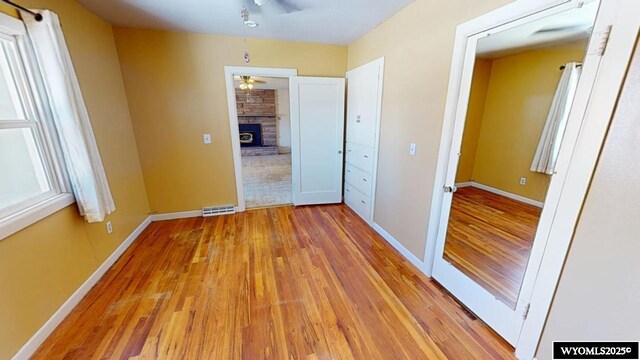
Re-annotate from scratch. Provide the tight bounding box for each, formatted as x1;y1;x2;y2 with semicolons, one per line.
290;77;345;205
430;0;640;348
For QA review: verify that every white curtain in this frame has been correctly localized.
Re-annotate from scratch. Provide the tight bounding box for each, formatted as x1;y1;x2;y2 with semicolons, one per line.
21;10;115;222
530;62;582;175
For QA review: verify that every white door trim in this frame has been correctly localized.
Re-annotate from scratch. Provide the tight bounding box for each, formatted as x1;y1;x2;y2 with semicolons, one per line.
422;0;639;357
224;66;297;212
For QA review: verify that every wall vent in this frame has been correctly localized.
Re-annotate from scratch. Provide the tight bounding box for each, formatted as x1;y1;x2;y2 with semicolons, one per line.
202;205;236;217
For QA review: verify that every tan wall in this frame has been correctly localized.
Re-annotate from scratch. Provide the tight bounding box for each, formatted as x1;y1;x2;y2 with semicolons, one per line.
0;2;149;358
113;29;347;213
470;43;587;202
536;39;640;360
347;0;512;257
456;59;493;183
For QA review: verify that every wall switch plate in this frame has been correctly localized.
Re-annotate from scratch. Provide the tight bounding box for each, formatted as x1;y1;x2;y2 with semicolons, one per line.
106;221;113;234
409;143;417;156
203;134;212;144
520;177;527;186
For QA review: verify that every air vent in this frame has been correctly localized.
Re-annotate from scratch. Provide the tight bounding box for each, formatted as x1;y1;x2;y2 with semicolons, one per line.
202;205;236;217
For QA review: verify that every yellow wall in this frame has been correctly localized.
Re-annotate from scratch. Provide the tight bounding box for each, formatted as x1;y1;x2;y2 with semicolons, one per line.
347;0;511;257
0;2;149;358
456;59;493;183
468;42;587;202
113;28;348;213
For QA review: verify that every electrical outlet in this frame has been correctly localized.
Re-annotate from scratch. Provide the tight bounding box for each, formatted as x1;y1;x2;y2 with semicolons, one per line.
519;177;527;186
106;221;113;234
203;133;212;144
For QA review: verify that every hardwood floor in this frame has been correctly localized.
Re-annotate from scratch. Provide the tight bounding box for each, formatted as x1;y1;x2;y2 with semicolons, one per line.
34;204;514;359
444;187;542;309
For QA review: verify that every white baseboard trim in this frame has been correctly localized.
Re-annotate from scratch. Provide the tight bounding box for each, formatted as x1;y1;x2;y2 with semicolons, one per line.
372;222;428;274
12;216;153;360
455;181;544;208
455;181;473;188
150;210;202;221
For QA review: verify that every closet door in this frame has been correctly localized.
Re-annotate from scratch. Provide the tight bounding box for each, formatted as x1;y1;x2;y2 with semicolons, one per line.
344;58;384;223
346;62;381;148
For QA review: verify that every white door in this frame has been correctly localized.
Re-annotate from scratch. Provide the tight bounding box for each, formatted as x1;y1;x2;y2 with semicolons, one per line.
431;0;638;346
290;77;345;205
346;63;379;148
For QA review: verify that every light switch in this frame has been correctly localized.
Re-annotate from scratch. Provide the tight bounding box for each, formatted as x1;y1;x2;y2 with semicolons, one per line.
409;143;417;156
203;134;212;144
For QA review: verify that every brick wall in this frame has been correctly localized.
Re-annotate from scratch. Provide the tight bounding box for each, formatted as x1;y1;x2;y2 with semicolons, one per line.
236;89;276;116
236;89;278;155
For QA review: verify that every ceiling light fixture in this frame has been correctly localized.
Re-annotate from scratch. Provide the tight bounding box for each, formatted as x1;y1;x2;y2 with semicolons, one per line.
241;7;252;63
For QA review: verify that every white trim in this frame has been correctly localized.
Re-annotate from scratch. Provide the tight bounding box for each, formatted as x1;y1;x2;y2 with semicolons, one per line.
150;210;203;221
454;181;472;188
223;66;297;213
11;216;153;360
0;11;26;36
0;193;74;240
516;1;640;358
455;181;544;208
345;57;385;225
372;222;428;274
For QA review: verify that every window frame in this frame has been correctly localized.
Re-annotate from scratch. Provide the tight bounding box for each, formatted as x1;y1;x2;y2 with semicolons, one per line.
0;13;74;241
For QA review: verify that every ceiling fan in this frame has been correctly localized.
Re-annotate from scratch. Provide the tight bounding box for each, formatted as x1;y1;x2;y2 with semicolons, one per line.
235;75;266;90
249;0;304;15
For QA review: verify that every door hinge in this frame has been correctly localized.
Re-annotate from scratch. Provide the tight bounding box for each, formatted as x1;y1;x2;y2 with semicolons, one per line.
522;303;531;320
588;25;612;56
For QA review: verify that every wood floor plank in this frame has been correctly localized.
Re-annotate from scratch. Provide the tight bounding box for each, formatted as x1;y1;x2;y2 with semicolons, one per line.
33;204;514;359
444;187;541;309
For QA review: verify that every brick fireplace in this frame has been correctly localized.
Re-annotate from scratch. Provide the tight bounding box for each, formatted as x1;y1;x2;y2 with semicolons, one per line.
236;89;278;156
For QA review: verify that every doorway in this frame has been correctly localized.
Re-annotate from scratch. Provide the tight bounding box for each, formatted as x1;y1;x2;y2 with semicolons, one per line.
224;67;297;211
235;76;292;209
225;67;345;211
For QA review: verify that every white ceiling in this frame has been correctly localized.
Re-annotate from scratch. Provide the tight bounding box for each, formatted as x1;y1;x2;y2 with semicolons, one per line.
476;1;599;59
77;0;415;45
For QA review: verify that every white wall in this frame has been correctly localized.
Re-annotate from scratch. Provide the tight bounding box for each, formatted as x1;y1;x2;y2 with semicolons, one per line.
276;89;291;149
536;39;640;359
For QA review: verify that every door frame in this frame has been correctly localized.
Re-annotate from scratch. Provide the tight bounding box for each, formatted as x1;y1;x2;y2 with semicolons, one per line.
422;0;639;358
224;66;297;212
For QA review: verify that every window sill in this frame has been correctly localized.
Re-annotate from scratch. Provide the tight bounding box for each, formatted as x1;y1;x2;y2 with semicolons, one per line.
0;193;75;241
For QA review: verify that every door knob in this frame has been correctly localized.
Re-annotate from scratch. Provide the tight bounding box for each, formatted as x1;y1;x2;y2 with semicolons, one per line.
443;185;457;193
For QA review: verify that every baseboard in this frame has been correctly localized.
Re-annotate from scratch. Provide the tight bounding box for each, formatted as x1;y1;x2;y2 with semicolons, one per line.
150;210;202;221
12;216;153;360
455;181;544;208
372;222;428;274
455;181;473;188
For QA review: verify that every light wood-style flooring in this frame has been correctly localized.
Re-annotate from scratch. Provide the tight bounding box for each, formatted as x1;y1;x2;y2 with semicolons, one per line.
34;204;514;359
444;186;542;309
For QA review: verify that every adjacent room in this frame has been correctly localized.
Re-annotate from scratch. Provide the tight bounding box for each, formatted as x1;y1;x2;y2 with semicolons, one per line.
234;76;292;208
0;0;638;359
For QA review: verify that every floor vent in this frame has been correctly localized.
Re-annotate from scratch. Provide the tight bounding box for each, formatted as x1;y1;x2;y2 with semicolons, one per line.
202;205;236;217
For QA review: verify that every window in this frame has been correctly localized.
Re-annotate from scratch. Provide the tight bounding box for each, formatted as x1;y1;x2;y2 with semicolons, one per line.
0;18;73;240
